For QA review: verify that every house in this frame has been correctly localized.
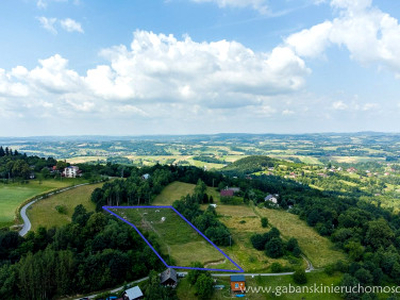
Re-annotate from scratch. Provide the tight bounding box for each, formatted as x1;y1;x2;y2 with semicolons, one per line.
123;286;143;300
63;166;80;178
229;187;241;193
230;275;246;292
209;204;217;208
264;194;278;204
160;268;178;287
220;189;234;197
142;173;150;180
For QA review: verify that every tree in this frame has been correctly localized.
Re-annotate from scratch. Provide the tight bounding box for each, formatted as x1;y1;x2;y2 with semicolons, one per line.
250;234;266;251
265;237;284;258
261;217;268;228
195;273;214;299
187;262;205;285
366;218;394;249
292;268;307;284
0;146;4;157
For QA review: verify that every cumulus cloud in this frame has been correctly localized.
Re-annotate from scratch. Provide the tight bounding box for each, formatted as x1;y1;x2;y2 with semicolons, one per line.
37;16;57;34
285;0;400;76
60;18;84;33
191;0;269;14
0;31;310;119
37;17;84;34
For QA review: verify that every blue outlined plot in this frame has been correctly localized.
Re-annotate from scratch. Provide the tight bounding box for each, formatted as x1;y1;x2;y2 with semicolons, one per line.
103;205;244;273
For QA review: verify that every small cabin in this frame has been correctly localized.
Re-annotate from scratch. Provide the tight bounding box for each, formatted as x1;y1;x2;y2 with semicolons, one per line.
230;275;246;292
160;268;178;287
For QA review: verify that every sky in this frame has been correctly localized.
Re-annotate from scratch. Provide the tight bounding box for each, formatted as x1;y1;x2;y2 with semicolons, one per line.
0;0;400;136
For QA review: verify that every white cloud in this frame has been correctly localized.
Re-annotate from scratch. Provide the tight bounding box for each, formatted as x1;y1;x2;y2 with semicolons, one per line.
37;16;57;34
332;101;348;110
37;0;77;9
0;31;310;121
282;109;294;115
37;17;84;34
362;103;379;111
191;0;269;14
60;18;84;33
285;0;400;76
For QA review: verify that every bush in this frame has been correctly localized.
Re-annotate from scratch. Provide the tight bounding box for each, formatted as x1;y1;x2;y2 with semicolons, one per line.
271;262;283;273
265;237;284;258
292;268;307;284
55;205;67;215
261;217;268;228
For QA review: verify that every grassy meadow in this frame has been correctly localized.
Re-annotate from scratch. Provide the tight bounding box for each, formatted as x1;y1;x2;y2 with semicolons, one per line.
153;181;220;205
27;182;103;231
254;207;346;268
111;207;239;270
0;179;86;228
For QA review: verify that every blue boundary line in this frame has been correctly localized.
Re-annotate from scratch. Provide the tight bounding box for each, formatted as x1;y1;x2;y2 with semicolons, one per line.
103;205;244;273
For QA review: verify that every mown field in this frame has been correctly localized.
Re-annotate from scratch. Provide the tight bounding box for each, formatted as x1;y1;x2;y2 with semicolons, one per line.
254;206;346;268
153;181;220;205
110;207;239;270
153;182;346;272
0;179;86;228
27;182;103;231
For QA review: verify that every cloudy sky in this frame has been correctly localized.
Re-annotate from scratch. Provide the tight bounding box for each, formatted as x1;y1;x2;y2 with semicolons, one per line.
0;0;400;136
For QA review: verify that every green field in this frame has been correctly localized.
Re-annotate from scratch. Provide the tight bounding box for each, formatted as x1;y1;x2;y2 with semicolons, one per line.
110;207;239;270
153;181;220;205
177;271;344;300
0;179;86;228
254;207;346;268
27;182;103;231
153;182;346;272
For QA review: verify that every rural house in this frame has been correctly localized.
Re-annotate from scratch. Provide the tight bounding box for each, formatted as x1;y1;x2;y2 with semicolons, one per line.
230;275;246;292
264;194;278;204
160;268;178;287
122;286;144;300
141;173;150;180
220;189;234;197
62;166;80;178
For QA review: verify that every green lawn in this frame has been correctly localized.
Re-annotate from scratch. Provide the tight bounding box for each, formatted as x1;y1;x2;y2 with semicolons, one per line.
0;179;86;228
177;271;344;300
110;207;239;270
27;182;102;231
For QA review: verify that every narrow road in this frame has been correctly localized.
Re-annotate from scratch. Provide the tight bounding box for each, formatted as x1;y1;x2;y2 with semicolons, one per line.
19;183;91;237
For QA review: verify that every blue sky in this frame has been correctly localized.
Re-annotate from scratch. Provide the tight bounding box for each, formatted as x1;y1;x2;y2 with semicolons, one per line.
0;0;399;136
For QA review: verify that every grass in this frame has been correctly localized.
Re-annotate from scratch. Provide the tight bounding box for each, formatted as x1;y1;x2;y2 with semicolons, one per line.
215;205;299;272
0;179;86;228
153;181;220;205
176;271;344;300
110;207;239;270
255;207;346;268
27;182;103;231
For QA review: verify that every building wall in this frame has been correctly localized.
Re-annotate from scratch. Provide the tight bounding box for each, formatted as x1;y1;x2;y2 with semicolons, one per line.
230;281;245;292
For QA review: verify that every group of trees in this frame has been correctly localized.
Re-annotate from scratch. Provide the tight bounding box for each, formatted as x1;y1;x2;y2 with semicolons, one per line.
0;205;167;299
90;166;174;209
250;227;301;259
173;180;232;247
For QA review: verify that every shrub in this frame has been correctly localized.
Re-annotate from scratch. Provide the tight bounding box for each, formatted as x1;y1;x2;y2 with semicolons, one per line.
261;217;268;228
292;268;307;284
55;205;67;215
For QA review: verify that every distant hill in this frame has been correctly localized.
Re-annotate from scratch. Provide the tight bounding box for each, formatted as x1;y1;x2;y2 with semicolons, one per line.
221;155;276;175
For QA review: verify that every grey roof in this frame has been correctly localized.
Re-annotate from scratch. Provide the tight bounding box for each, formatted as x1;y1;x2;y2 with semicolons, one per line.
231;275;246;282
125;286;143;300
160;268;177;284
